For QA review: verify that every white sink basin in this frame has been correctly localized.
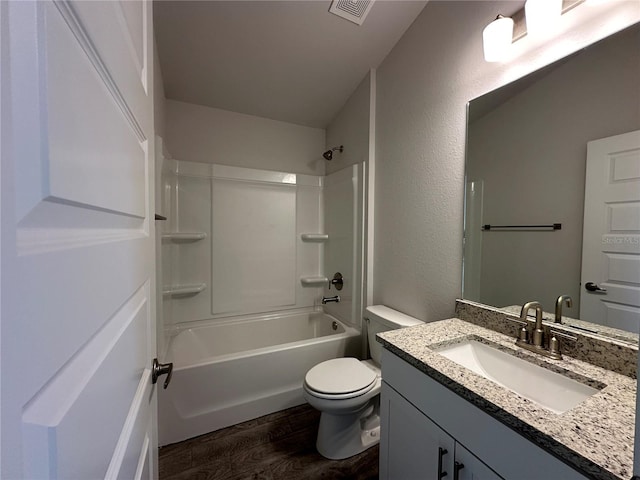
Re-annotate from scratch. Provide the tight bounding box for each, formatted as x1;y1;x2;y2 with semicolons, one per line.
436;339;600;414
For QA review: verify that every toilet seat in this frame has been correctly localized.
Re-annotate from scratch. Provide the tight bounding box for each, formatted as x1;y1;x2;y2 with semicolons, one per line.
304;358;377;400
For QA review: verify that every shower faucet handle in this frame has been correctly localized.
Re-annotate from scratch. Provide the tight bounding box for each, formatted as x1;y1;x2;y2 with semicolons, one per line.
329;272;343;291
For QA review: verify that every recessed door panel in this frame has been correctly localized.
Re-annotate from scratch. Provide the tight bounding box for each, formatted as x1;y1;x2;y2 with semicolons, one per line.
22;288;149;479
608;202;640;232
46;3;146;218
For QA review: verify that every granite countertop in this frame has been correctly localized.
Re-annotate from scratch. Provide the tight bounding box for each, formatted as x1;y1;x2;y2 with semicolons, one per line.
377;318;637;480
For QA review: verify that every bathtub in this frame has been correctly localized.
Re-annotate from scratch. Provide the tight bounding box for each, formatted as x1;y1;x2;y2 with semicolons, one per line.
158;310;361;446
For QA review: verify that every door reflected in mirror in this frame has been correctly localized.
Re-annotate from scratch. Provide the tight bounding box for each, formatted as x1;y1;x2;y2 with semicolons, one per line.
463;23;640;341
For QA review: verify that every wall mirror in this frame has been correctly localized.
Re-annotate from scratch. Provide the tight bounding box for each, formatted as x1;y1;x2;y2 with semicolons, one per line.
463;23;640;345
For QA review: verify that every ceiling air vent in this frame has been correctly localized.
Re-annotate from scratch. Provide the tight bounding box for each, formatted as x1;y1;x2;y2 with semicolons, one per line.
329;0;375;26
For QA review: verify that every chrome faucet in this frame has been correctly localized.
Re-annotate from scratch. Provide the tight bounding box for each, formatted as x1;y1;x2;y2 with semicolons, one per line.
555;295;573;324
322;295;340;304
515;301;562;359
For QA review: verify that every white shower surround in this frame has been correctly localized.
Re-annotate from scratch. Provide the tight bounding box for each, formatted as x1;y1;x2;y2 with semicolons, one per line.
158;159;366;443
161;160;364;329
162;161;327;327
158;310;360;446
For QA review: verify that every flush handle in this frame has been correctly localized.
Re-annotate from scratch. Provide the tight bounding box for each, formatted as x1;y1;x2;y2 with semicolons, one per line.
585;282;607;294
438;447;448;478
152;358;173;389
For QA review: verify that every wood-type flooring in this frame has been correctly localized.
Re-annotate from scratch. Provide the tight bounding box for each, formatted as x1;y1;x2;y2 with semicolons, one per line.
159;404;379;480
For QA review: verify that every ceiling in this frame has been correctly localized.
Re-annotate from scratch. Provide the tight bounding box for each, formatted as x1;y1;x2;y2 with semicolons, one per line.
154;0;428;128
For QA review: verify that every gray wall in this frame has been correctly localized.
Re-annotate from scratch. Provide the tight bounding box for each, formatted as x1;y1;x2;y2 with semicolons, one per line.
165;99;326;175
323;71;372;329
372;0;639;322
467;26;639;313
325;72;371;175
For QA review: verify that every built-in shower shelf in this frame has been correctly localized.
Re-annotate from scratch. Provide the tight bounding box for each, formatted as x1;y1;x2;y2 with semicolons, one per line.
163;283;207;298
300;276;329;287
301;233;329;242
162;232;207;243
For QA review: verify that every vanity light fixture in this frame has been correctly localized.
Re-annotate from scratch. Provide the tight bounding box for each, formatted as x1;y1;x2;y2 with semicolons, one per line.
482;0;587;63
524;0;563;37
482;15;514;62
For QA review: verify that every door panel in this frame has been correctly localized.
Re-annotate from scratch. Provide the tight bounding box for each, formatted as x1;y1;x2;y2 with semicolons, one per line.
2;1;157;478
70;0;150;112
580;130;640;331
600;302;640;332
604;253;640;284
109;372;154;480
22;286;150;479
609;203;640;231
46;2;146;216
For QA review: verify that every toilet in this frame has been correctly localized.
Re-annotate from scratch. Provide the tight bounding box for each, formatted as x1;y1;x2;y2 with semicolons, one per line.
303;305;424;460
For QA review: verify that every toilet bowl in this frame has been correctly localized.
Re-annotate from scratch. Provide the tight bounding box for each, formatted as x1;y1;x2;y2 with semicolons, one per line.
303;305;423;460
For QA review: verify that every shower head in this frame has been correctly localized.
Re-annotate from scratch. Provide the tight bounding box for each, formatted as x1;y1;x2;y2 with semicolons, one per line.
322;145;343;161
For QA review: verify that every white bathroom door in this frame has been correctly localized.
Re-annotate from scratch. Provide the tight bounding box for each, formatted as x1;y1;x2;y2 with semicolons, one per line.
1;1;158;478
580;130;640;332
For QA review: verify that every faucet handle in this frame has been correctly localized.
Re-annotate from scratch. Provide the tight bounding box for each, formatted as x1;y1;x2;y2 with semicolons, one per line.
329;272;343;291
519;324;529;343
532;327;544;348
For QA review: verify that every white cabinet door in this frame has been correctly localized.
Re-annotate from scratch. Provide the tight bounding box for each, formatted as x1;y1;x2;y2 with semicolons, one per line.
381;383;456;480
455;444;504;480
1;1;157;478
580;130;640;332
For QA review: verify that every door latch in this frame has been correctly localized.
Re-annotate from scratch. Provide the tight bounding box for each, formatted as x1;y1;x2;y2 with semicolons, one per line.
152;358;173;389
585;282;607;294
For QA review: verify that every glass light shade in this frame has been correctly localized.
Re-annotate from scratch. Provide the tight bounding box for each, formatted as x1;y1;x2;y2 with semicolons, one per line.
482;16;514;62
525;0;562;37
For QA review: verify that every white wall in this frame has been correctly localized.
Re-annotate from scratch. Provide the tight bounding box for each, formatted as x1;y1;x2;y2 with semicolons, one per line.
165;100;326;175
158;150;177;355
322;164;365;328
467;26;639;313
373;0;640;323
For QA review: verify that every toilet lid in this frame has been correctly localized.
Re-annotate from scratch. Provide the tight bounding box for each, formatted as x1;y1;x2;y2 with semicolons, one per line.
305;358;377;395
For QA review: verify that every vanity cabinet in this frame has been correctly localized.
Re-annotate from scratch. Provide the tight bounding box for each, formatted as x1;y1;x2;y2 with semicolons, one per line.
380;349;588;480
381;384;502;480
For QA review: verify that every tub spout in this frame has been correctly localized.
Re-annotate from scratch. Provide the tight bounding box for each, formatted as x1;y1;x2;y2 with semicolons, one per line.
322;295;340;304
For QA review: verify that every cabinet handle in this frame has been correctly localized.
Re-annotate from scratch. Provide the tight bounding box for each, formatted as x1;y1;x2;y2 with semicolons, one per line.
438;447;448;478
454;461;465;480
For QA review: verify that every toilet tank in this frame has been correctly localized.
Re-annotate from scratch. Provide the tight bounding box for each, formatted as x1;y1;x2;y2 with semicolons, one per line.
365;305;424;364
